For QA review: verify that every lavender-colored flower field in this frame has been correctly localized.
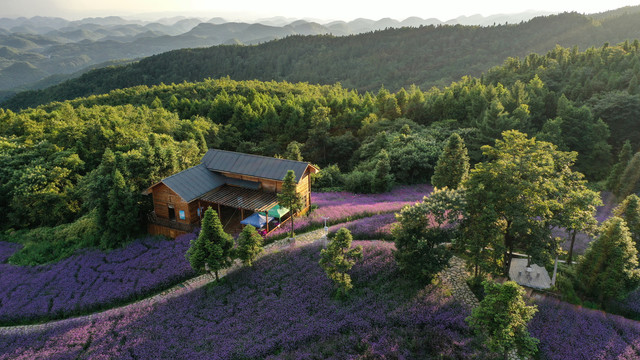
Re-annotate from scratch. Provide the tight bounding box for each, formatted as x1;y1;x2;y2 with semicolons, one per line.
0;242;21;263
0;234;196;324
268;185;432;239
530;297;640;360
328;212;397;239
0;241;480;359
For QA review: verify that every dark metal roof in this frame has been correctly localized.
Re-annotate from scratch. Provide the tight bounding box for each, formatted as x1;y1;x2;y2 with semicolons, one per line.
199;185;279;212
161;164;226;202
201;149;312;182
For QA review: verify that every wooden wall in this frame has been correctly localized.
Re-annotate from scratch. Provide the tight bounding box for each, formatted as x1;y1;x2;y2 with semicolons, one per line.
148;224;188;239
150;183;198;224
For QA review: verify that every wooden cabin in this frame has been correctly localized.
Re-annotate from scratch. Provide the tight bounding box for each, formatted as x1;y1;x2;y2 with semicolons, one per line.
145;149;318;238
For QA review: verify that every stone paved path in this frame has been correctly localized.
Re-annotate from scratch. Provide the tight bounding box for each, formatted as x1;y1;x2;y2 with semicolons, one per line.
439;256;480;309
0;230;327;335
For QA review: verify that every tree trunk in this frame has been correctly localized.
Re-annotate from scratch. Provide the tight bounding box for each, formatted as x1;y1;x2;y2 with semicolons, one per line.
504;232;514;277
215;269;219;282
567;229;577;265
291;212;295;238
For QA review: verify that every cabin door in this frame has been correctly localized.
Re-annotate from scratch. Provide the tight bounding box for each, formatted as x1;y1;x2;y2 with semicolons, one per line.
168;205;176;221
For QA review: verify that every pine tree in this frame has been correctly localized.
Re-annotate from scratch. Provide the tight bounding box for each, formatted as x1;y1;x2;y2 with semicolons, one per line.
618;152;640;198
431;133;470;189
319;228;363;296
277;170;304;237
607;140;633;193
283;141;303;161
237;224;263;266
371;149;393;193
614;194;640;250
577;217;640;305
186;207;234;281
101;169;139;249
466;281;539;359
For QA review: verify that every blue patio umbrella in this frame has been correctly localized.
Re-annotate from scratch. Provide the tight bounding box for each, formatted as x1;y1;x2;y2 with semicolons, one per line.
240;212;272;228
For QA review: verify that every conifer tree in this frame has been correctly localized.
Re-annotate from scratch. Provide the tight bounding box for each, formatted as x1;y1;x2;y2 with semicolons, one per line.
277;170;304;237
283;141;303;161
577;217;640;305
607;140;633;193
431;133;470;189
618;152;640;198
236;224;263;267
614;194;640;250
319;228;363;296
371;149;393;193
186;207;233;281
101;169;139;249
466;281;539;359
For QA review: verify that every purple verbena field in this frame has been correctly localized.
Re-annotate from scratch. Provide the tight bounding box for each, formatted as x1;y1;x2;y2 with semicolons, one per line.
267;184;432;239
530;297;640;359
0;241;481;359
328;213;398;239
0;234;196;324
0;242;21;263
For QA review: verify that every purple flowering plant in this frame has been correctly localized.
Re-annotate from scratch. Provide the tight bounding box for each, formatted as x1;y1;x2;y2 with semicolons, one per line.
0;234;196;325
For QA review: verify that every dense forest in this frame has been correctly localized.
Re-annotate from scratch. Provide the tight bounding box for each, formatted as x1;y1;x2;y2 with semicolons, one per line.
6;10;640;110
2;41;640;264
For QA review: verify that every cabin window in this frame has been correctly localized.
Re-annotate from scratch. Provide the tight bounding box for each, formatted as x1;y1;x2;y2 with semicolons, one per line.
179;210;186;220
168;205;176;221
197;207;201;217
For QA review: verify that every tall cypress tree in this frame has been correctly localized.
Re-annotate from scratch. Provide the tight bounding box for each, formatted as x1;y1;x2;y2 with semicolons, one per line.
278;170;304;237
371;149;393;193
577;217;640;305
614;194;640;250
101;169;139;249
607;140;633;193
237;224;263;267
186;207;233;281
431;133;470;189
618;152;640;199
319;228;363;296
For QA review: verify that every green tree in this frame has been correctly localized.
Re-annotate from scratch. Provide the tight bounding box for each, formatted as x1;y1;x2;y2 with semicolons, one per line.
466;281;539;359
277;170;304;237
186;207;234;281
371;149;393;193
101;169;139;249
463;130;579;276
614;194;640;250
392;200;452;282
554;170;602;265
577;217;640;305
607;140;633;193
431;133;470;189
618;152;640;199
236;224;263;267
283;141;303;161
319;228;363;296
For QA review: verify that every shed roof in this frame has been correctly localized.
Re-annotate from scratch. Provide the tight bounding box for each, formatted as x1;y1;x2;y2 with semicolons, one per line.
201;149;315;182
199;185;279;212
509;258;552;290
160;164;225;202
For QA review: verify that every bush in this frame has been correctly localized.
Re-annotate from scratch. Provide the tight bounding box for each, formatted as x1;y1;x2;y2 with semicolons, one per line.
7;211;100;266
344;170;374;194
312;164;345;191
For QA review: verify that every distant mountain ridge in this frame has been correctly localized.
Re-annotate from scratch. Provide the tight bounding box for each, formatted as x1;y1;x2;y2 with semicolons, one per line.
6;9;640;110
0;11;551;94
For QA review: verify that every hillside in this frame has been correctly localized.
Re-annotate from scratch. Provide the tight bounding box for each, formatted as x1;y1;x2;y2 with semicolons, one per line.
6;10;640;110
0;12;548;94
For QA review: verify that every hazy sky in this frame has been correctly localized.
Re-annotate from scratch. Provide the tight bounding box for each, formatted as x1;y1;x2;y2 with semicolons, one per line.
2;0;640;21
